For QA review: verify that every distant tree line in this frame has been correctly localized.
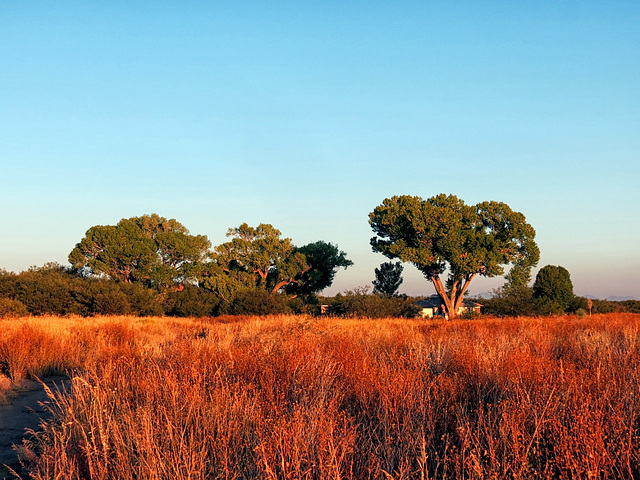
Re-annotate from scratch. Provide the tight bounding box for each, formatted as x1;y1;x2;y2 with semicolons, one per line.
2;200;636;319
0;214;356;317
479;264;640;316
1;260;636;319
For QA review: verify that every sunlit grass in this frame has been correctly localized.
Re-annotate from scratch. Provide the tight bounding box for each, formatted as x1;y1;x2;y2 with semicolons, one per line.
2;313;640;478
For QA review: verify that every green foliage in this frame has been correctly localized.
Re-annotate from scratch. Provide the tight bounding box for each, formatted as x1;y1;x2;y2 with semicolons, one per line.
533;265;574;314
69;214;211;288
0;269;18;298
69;221;155;283
3;218;354;317
214;223;308;295
503;264;533;292
372;261;404;297
91;289;132;316
118;283;165;316
570;296;590;314
15;263;85;315
290;241;353;298
369;194;539;318
164;285;221;317
620;300;640;314
230;289;292;315
589;299;629;314
481;286;538;317
0;266;165;317
0;298;30;317
200;262;247;305
67;277;163;316
329;286;420;318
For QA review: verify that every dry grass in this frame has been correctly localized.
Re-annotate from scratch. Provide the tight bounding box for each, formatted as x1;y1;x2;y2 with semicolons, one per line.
2;313;640;479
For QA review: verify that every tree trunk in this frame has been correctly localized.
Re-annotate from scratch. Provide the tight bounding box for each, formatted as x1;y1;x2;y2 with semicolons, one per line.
430;273;476;319
430;275;455;318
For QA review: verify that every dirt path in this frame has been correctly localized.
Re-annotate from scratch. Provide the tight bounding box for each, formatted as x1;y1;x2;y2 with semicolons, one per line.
0;378;69;480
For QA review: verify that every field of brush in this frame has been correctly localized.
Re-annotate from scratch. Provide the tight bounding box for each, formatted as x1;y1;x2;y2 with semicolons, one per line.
1;313;640;479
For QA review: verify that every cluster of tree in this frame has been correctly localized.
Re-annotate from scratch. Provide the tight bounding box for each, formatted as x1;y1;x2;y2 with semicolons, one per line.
367;195;638;318
478;264;640;316
3;196;632;320
0;215;353;317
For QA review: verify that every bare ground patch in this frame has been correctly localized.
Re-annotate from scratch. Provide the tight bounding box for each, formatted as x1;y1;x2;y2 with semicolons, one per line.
0;377;68;480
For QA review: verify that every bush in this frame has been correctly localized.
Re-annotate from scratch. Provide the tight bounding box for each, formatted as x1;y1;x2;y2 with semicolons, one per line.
118;283;164;316
481;286;537;317
328;287;420;318
621;300;640;314
15;263;84;315
92;290;132;316
231;289;292;315
164;285;221;317
0;298;30;317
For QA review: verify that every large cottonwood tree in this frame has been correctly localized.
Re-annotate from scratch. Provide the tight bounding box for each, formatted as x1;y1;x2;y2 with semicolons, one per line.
213;223;309;295
369;194;539;318
210;225;352;299
69;214;211;287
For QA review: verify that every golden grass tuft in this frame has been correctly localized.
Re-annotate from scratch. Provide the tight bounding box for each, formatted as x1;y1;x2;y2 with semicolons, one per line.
2;313;640;478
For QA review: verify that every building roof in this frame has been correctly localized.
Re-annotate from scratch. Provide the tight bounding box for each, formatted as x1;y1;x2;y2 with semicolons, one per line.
416;295;482;308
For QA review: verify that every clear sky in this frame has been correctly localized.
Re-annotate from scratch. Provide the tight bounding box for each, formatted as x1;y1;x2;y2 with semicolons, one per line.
1;1;638;299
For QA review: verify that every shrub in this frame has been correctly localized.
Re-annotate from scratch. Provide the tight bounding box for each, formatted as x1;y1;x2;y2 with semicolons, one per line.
0;298;29;317
15;263;83;315
92;290;132;315
481;286;537;317
231;288;292;315
329;287;420;318
164;285;221;317
118;282;164;316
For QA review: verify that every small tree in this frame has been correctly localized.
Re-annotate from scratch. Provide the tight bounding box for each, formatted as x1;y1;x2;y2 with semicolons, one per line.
532;265;574;314
372;262;404;296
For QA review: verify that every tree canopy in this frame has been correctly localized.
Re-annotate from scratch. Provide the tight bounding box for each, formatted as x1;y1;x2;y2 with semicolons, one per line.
291;241;353;297
69;214;211;288
533;265;574;314
213;223;309;295
211;225;352;298
69;217;352;313
369;194;539;318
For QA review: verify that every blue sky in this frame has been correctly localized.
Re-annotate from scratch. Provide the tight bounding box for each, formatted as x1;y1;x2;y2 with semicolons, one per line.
1;1;638;299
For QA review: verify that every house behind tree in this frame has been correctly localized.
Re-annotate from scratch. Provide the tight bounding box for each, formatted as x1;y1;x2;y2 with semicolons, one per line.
417;295;482;319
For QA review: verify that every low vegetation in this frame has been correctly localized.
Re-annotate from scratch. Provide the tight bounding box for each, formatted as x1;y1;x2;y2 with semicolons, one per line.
1;313;640;479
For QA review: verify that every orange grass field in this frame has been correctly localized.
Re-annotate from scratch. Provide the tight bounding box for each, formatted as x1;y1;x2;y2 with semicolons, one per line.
1;313;640;479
